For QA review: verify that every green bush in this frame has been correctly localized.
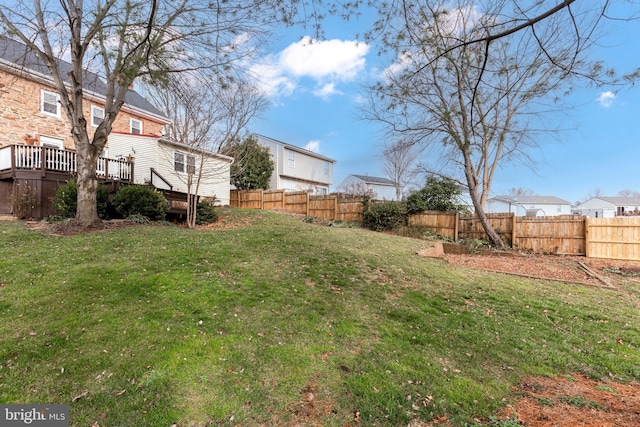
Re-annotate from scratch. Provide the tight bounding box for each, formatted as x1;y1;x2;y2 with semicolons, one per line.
112;185;169;221
196;199;218;225
126;214;150;224
406;176;465;213
362;199;407;231
52;179;110;218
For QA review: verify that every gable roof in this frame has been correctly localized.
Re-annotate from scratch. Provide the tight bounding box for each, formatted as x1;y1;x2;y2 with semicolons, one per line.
254;134;336;163
490;195;571;205
350;174;396;186
0;36;169;123
589;197;640;206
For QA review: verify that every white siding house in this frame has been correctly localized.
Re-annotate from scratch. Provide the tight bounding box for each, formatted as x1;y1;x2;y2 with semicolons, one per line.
337;174;398;200
487;195;572;216
254;134;335;195
573;197;640;218
107;132;234;205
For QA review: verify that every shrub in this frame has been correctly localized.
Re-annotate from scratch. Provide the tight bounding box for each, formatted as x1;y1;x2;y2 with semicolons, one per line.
362;199;407;231
126;214;150;224
52;179;110;219
195;199;218;225
406;176;465;213
112;185;169;221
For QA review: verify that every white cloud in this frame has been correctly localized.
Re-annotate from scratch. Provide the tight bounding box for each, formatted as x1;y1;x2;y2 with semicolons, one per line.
304;140;321;152
251;37;369;99
313;82;342;99
597;91;616;108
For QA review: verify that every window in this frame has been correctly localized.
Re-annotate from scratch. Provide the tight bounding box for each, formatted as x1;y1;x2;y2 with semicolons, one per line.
39;135;64;149
91;105;105;127
324;161;330;176
186;155;196;175
174;151;196;175
130;118;142;134
288;150;295;168
41;90;60;116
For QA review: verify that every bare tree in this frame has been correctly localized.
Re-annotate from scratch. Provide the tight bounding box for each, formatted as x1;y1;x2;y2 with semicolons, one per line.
0;1;302;226
338;181;377;199
364;0;638;247
147;72;267;227
617;189;640;198
382;139;419;200
506;187;535;198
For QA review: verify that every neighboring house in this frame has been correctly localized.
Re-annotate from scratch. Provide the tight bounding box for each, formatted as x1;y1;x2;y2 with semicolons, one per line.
572;197;640;218
487;195;572;216
0;36;232;218
107;133;233;205
337;174;397;200
254;134;335;195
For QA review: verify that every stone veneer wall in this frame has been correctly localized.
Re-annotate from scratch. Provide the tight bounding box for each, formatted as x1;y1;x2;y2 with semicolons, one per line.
0;69;164;149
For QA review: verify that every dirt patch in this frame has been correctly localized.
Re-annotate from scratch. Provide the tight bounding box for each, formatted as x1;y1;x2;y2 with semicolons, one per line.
196;213;257;231
419;243;640;288
498;374;640;427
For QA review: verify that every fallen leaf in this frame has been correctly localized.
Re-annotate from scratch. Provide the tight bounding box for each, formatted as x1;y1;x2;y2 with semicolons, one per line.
72;390;88;402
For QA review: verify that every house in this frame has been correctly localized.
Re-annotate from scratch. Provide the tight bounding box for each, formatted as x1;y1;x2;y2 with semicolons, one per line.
337;174;398;200
487;195;572;216
0;36;169;149
0;36;232;218
572;197;640;218
254;134;335;195
107;133;234;206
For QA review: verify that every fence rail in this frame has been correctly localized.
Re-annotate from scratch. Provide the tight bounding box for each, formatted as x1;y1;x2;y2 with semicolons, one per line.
230;190;640;261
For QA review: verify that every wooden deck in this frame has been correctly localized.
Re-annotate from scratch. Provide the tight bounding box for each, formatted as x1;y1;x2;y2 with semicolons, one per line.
0;144;134;218
0;144;133;181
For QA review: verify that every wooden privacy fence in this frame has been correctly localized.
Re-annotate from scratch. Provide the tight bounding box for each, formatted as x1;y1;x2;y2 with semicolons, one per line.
230;190;640;261
230;189;363;222
409;211;640;261
585;217;640;261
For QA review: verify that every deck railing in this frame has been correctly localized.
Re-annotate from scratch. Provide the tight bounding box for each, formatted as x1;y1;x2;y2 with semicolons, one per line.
0;144;133;181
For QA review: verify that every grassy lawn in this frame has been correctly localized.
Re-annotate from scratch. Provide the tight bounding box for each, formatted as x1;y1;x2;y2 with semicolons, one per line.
0;208;638;426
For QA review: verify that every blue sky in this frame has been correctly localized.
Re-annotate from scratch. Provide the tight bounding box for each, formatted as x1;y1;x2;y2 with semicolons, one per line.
249;4;640;204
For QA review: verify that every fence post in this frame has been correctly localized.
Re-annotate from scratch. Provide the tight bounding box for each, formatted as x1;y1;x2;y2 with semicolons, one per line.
306;192;310;217
511;213;517;248
334;195;339;220
454;211;459;241
584;217;590;258
260;190;264;210
280;189;285;209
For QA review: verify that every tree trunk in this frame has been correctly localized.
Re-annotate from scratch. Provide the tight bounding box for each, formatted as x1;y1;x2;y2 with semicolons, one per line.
474;202;505;249
75;143;100;226
464;155;505;248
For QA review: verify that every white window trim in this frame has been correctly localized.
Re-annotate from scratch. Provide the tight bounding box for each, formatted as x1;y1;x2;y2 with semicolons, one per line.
174;151;197;175
288;150;295;168
39;135;64;149
41;90;60;117
91;105;105;127
130;118;143;134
